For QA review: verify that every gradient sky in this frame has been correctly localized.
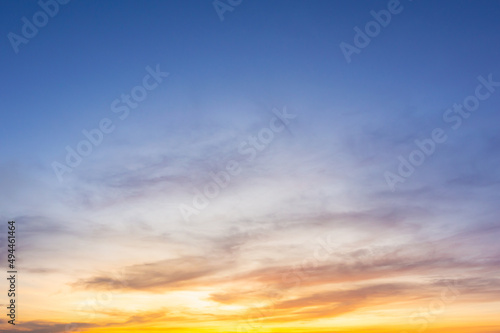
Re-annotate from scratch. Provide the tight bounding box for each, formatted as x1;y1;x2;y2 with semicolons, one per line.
1;0;500;332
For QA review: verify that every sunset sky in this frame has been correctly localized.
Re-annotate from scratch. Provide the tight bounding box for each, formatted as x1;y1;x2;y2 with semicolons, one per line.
1;1;500;332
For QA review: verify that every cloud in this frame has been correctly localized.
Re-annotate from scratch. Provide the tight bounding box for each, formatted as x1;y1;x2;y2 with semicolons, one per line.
0;320;97;333
73;255;235;293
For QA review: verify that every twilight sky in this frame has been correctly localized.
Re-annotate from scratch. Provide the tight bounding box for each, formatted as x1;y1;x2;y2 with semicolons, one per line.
1;1;500;332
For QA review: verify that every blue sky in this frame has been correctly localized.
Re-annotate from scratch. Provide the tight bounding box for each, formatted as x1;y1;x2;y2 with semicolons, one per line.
2;0;500;160
1;1;500;332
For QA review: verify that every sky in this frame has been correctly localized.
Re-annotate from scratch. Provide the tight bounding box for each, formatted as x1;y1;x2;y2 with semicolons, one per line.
1;0;500;332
